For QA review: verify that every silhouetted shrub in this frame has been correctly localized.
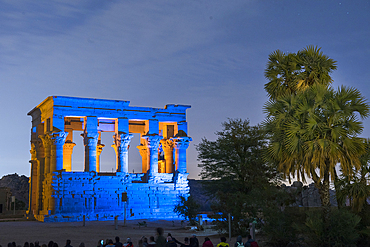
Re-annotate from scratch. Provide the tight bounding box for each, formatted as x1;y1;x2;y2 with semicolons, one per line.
305;208;361;247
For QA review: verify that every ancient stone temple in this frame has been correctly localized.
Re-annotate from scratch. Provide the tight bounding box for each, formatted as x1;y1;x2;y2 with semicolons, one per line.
27;96;191;222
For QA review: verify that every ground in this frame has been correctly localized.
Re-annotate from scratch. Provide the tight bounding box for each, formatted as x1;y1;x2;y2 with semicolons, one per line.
0;219;248;247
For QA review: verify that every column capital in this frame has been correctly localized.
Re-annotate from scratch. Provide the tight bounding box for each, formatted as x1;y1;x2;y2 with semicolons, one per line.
64;142;76;149
32;139;42;147
30;143;37;160
39;135;52;174
160;139;174;149
171;136;192;149
39;134;52;149
81;132;98;146
113;133;133;151
137;144;148;154
31;140;44;159
142;134;163;149
50;132;68;146
97;143;105;155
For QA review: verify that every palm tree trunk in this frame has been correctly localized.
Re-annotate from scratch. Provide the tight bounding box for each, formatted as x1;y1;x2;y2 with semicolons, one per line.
321;170;331;223
318;168;332;247
311;169;330;211
333;169;342;209
311;168;332;246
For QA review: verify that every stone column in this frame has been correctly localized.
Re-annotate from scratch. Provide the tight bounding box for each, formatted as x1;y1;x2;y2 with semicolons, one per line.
137;145;148;173
83;116;99;172
35;140;44;213
39;135;51;174
63;142;76;172
160;139;174;173
112;133;133;173
142;135;163;179
96;143;105;172
28;143;38;215
50;132;67;171
82;133;99;172
171;137;192;173
44;132;67;215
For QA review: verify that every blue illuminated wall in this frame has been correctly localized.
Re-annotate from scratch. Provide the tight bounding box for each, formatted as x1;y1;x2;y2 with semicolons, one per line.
40;172;189;222
27;96;191;222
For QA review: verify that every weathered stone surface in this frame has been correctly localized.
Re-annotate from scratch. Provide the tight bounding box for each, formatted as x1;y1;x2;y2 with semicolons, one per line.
31;171;189;222
285;181;337;207
0;173;29;204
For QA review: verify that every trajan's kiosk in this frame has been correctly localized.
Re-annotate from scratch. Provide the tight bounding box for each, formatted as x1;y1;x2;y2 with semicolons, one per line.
27;96;191;222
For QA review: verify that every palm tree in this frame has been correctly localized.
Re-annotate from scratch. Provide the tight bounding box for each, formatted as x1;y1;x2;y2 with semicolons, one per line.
296;46;337;91
264;84;369;224
264;50;301;100
336;140;370;213
264;46;337;100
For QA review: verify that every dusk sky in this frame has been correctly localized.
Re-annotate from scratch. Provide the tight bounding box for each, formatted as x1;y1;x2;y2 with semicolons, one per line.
1;0;369;181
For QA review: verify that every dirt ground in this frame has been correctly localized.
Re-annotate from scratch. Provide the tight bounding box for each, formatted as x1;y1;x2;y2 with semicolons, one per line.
0;219;248;247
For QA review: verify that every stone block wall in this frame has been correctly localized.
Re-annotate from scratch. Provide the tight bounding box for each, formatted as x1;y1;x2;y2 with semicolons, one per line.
38;171;189;222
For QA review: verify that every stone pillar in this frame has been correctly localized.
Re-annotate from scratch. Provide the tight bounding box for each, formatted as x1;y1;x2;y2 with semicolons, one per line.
63;142;76;172
171;137;192;173
96;143;105;172
142;135;163;179
112;133;133;173
35;161;42;213
137;145;148;173
28;143;38;215
82;133;99;172
35;140;44;213
160;139;174;173
50;132;67;171
83;116;99;172
39;135;51;174
43;132;67;215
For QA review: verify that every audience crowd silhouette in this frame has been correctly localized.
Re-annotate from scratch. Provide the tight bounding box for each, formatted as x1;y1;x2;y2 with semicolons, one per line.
1;227;257;247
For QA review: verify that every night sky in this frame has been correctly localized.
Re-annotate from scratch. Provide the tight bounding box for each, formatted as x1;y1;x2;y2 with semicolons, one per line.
1;0;369;181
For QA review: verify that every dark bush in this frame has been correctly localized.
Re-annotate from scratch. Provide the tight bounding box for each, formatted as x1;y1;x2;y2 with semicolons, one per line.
305;208;361;247
261;206;309;247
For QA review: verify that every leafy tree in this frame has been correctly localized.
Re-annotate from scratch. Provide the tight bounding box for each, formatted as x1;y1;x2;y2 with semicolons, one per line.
174;195;200;225
264;84;369;226
197;119;282;235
